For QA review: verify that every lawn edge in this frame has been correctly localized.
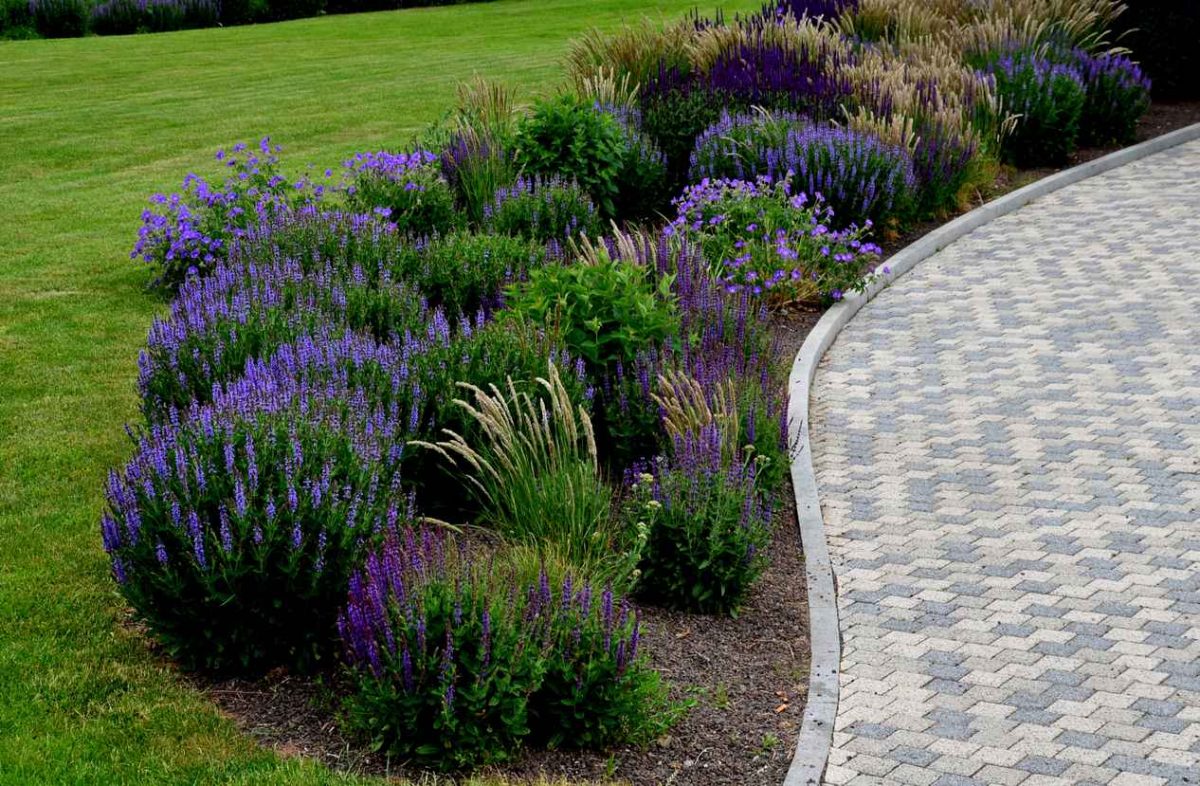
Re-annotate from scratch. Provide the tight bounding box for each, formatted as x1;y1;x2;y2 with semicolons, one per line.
782;120;1200;786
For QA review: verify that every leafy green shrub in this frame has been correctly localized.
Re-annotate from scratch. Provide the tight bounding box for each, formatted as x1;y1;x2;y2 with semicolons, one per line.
339;529;669;769
505;249;678;375
515;95;625;218
417;364;641;587
342;150;461;238
29;0;87;37
990;52;1086;167
102;337;411;673
624;425;772;615
638;80;726;191
668;177;882;304
482;176;602;243
397;232;551;315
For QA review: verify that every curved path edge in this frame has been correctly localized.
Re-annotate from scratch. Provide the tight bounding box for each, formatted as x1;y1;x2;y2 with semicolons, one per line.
782;121;1200;786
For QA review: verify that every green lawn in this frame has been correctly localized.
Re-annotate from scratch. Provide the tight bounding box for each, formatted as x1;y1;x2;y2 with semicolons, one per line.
0;2;755;783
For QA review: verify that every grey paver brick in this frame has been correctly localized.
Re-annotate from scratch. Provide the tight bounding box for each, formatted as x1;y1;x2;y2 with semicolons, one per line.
813;140;1200;784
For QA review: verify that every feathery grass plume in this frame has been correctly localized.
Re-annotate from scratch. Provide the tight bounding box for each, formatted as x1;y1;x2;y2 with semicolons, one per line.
688;12;851;74
957;14;1054;63
454;75;521;140
414;363;638;587
653;370;741;458
963;0;1126;52
566;17;697;88
571;66;641;108
836;0;958;44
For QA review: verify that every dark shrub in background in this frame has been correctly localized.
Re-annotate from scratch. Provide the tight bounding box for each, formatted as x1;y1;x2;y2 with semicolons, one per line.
1112;0;1199;100
29;0;88;37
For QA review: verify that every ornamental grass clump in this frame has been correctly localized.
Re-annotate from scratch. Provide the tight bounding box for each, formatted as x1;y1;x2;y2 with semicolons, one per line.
482;177;602;243
133;139;325;291
102;337;414;673
623;422;773;615
339;528;669;769
690;113;917;226
694;19;855;119
416;364;639;587
441;127;520;225
341;150;461;238
668;177;882;304
988;50;1086;166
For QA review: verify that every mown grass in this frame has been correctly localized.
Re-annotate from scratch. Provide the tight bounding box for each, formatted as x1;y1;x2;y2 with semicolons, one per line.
0;1;756;783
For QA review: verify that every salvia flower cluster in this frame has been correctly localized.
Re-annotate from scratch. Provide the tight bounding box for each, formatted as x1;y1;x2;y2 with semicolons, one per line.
132;139;325;290
667;176;882;303
1070;48;1151;146
102;335;414;672
623;423;773;615
986;51;1087;167
690;113;917;225
482;176;602;243
338;528;664;768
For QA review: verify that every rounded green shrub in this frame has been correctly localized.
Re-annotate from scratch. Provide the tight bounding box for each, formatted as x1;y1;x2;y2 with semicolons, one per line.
515;96;625;218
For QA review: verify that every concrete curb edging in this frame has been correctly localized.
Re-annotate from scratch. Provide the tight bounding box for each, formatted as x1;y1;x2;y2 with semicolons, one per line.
782;121;1200;786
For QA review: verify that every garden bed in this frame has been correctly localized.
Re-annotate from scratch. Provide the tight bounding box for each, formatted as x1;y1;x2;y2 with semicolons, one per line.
188;92;1200;782
93;0;1199;783
197;487;813;785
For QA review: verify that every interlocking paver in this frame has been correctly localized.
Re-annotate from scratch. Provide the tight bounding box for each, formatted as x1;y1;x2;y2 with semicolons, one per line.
812;139;1200;785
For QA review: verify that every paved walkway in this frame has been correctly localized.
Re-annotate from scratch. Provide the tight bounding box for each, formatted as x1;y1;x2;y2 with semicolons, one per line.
811;138;1200;785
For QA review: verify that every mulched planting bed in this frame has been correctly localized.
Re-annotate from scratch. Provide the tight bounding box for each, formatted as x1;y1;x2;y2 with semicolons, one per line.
198;488;811;786
187;100;1198;785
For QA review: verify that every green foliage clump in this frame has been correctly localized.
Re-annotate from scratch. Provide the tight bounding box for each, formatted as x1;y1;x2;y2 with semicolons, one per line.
397;231;551;315
505;248;678;375
515;95;626;218
624;429;772;615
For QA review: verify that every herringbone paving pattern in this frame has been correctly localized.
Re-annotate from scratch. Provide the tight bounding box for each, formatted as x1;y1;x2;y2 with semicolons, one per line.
811;139;1200;785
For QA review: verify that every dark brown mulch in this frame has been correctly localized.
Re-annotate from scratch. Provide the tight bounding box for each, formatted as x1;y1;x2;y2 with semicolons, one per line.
190;99;1200;785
